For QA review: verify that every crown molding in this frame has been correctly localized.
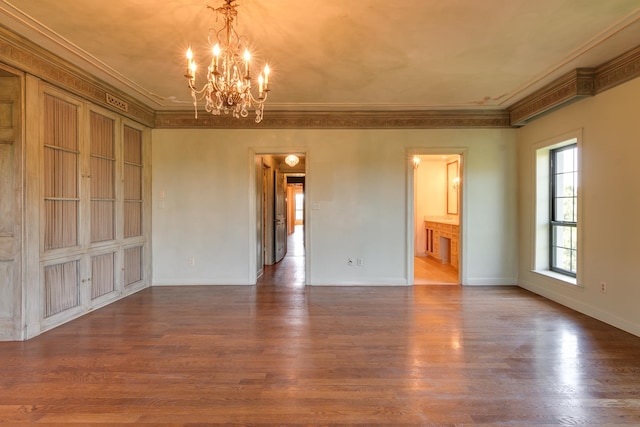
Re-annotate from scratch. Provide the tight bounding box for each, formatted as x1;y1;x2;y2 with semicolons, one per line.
155;109;512;129
0;25;155;127
509;45;640;126
2;21;639;130
595;44;640;93
508;69;595;126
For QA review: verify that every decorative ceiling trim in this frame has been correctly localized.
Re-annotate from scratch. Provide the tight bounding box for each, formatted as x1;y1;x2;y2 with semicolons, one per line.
155;110;512;129
509;45;640;126
0;26;155;127
508;69;595;126
595;45;640;93
1;21;639;131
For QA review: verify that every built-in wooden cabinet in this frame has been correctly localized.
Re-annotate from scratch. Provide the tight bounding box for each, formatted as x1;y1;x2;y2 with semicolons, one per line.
24;81;151;339
425;221;459;269
1;31;154;340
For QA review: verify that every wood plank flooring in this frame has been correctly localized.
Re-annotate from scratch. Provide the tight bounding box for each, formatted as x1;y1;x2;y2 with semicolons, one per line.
414;255;459;285
1;231;640;425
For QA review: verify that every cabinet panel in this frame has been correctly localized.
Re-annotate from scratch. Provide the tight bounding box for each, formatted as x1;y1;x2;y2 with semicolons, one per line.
91;251;116;299
43;94;80;251
44;260;80;317
124;245;143;286
0;143;14;236
89;111;116;243
123;126;142;238
424;221;459;269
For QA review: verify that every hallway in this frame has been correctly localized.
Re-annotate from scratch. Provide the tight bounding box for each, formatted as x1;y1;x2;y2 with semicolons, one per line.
258;224;305;287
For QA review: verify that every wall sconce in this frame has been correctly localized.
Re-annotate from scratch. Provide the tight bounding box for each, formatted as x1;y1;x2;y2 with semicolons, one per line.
452;176;460;191
412;156;421;169
285;154;299;167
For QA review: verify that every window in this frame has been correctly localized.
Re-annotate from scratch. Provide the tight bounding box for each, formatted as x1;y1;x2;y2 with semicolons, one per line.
550;144;577;277
295;192;304;221
534;134;580;285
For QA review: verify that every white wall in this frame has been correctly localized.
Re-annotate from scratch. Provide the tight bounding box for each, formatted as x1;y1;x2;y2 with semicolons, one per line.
152;128;517;286
517;77;640;336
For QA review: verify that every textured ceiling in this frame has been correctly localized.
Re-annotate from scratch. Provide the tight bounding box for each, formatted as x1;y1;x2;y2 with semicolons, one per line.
1;0;640;112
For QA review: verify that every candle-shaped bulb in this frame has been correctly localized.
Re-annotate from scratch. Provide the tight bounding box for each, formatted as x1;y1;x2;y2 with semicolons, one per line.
264;64;270;88
186;47;194;78
212;44;220;70
258;73;264;95
243;49;250;76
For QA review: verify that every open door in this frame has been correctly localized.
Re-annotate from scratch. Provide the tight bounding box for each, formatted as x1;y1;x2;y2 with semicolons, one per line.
412;153;462;285
274;169;287;263
254;153;305;283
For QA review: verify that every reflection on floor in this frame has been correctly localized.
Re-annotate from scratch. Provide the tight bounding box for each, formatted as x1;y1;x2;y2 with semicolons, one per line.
257;225;305;287
259;227;457;286
414;255;458;285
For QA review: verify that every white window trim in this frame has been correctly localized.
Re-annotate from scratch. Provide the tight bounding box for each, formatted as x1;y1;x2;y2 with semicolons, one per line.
531;130;583;287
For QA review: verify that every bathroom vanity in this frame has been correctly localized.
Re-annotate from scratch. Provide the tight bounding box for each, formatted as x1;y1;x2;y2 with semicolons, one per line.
424;218;459;269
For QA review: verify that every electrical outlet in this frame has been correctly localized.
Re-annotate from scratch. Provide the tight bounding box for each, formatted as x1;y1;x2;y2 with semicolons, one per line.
356;258;364;266
347;258;354;266
188;257;196;267
600;282;607;293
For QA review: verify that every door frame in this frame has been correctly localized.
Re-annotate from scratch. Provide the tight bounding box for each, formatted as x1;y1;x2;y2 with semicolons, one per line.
248;149;308;285
406;147;468;285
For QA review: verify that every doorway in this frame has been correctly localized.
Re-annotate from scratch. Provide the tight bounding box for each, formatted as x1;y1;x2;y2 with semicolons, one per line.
255;154;306;285
412;154;462;285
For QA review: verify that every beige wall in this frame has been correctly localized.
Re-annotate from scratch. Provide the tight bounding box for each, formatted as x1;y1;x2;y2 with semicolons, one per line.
517;77;640;336
152;128;518;286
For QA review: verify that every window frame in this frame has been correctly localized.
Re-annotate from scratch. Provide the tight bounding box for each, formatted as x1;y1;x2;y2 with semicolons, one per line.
532;131;581;287
549;143;578;277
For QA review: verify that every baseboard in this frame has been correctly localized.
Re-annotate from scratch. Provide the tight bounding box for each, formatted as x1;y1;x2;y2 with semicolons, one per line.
519;281;640;338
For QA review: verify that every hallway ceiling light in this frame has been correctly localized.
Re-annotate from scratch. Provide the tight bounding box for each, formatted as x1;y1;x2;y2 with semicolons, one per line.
413;156;421;169
184;0;270;123
285;155;299;167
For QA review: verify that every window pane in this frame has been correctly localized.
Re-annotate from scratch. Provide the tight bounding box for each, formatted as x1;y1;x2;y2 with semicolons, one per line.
555;197;577;222
555;148;576;174
555;172;575;198
552;225;577;275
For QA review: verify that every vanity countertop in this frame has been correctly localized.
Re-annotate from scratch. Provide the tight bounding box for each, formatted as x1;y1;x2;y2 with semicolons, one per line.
424;216;459;225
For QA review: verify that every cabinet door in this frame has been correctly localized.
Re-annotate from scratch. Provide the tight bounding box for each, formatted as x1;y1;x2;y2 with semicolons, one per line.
43;93;81;253
41;93;84;325
89;111;116;244
88;110;118;303
0;75;22;340
123;125;142;239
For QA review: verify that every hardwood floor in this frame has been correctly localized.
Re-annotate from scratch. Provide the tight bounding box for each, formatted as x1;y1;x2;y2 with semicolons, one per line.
414;255;459;285
1;230;640;425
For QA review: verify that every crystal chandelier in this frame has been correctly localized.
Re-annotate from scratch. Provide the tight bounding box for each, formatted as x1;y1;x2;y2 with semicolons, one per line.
285;155;299;167
185;0;270;123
